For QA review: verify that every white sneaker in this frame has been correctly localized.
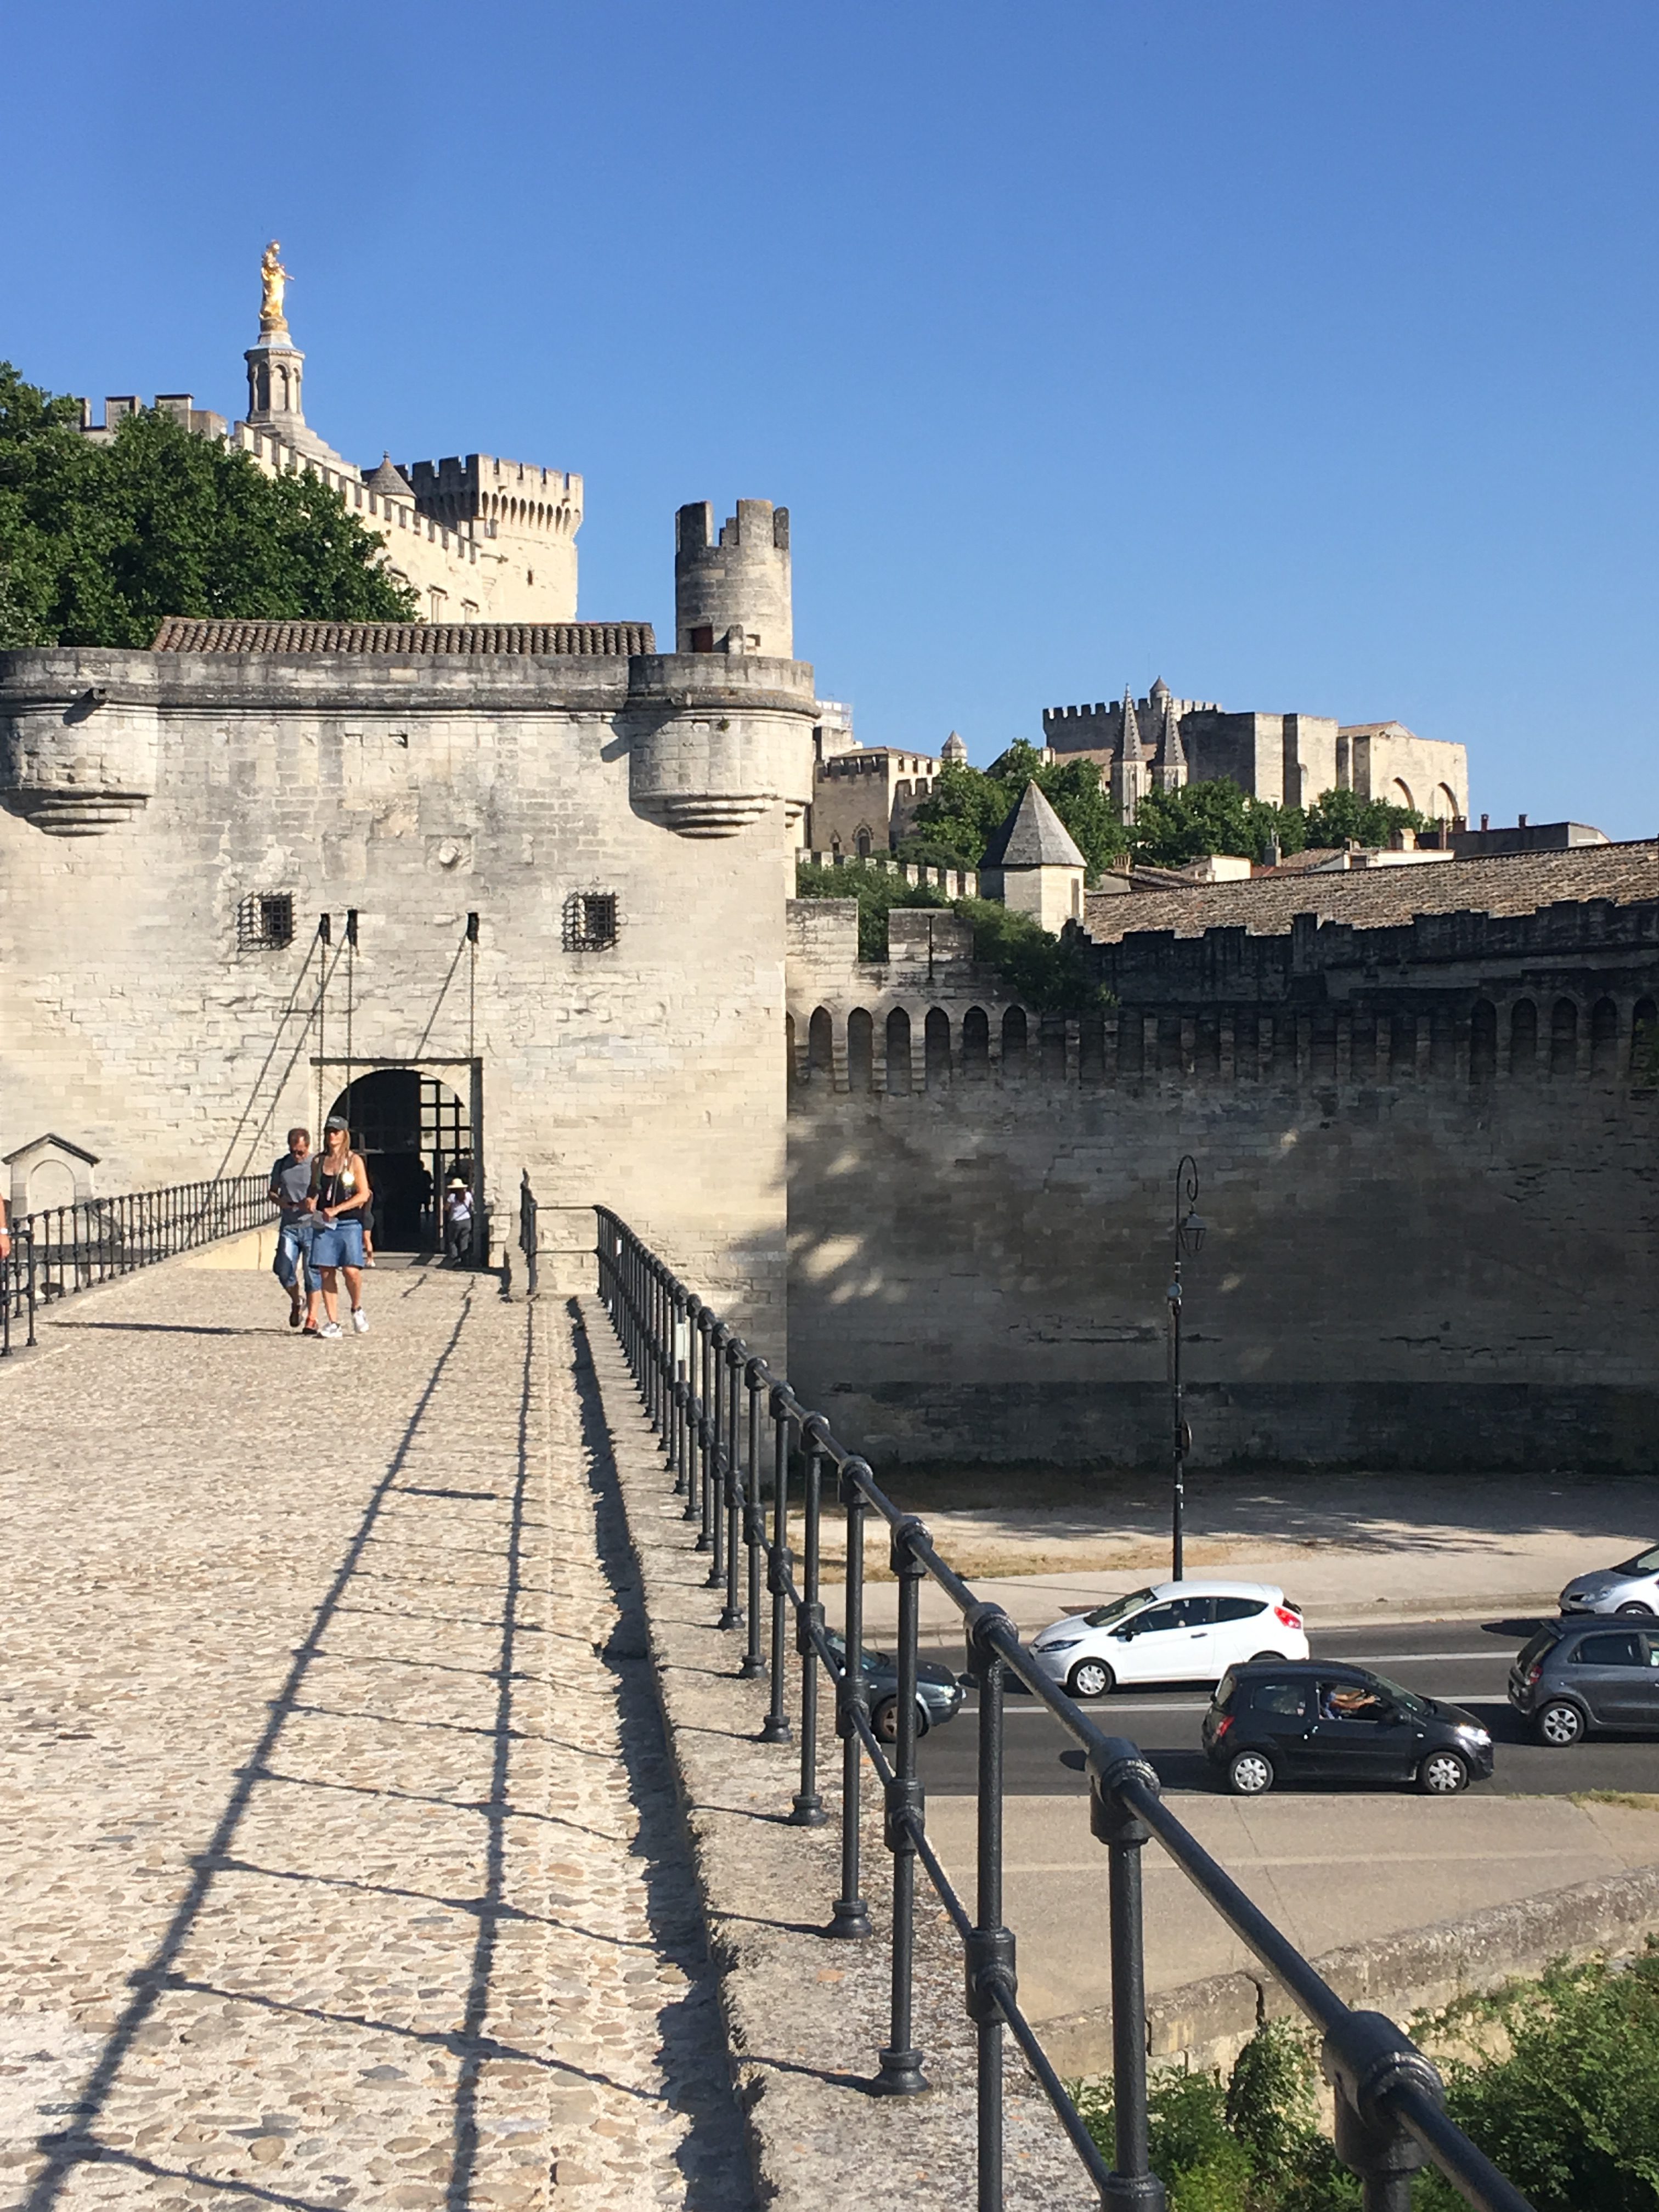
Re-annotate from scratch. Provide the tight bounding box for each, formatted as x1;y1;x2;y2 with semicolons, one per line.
319;1321;343;1340
351;1307;369;1334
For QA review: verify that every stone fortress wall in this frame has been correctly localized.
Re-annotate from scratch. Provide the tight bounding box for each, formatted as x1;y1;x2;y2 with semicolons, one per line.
0;502;812;1353
785;844;1659;1470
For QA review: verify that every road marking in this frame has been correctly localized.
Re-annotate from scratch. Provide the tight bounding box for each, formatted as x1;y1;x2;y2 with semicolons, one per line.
963;1685;1508;1716
998;1848;1609;1875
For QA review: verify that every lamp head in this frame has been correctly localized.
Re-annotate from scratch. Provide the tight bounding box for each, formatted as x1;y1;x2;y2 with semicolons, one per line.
1180;1210;1207;1257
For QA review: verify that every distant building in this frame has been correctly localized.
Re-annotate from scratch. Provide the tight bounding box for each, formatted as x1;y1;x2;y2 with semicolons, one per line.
1042;679;1470;823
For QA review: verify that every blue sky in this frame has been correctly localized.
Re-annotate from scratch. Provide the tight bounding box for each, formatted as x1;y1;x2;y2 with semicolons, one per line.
5;2;1656;834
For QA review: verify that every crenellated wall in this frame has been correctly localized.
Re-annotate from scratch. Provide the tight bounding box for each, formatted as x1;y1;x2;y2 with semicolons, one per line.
785;882;1659;1471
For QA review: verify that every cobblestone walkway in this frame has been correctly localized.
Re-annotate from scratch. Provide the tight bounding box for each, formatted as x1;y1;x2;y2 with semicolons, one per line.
0;1260;749;2210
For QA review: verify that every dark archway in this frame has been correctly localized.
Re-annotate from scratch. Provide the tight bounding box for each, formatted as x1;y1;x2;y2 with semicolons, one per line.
329;1069;473;1252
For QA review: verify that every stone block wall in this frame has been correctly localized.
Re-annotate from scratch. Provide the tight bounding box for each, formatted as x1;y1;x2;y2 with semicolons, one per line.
786;894;1659;1470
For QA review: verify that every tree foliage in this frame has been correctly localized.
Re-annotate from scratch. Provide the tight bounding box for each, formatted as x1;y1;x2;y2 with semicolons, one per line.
911;737;1132;877
1131;779;1305;868
1130;777;1432;868
0;361;418;648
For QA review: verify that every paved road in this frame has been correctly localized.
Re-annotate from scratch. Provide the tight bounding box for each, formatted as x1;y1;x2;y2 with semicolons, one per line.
916;1617;1659;1798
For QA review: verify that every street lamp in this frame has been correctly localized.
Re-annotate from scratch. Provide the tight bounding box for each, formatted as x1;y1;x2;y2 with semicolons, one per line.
1167;1155;1206;1582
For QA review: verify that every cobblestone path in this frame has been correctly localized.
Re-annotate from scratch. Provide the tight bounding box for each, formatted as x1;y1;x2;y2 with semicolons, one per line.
0;1260;750;2210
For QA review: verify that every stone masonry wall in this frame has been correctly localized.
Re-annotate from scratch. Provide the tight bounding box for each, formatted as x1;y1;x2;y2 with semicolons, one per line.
785;891;1659;1471
0;646;806;1355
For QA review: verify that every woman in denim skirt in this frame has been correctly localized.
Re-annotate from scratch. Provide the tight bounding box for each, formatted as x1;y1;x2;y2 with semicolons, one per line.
304;1116;373;1340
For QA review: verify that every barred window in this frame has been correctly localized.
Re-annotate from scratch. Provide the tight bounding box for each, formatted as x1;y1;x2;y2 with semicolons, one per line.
238;891;295;950
562;891;618;952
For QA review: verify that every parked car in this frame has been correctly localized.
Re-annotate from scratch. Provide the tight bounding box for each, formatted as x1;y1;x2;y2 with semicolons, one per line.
1030;1581;1307;1699
1202;1662;1494;1796
1558;1542;1659;1617
1509;1617;1659;1745
822;1628;964;1741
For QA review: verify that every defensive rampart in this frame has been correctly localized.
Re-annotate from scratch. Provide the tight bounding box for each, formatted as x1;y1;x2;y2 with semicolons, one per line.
785;858;1659;1470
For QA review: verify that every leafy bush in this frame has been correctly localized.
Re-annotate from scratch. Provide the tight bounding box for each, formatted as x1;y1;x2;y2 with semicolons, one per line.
793;857;949;961
792;860;1109;1011
0;360;419;647
1415;1951;1659;2212
1073;1956;1659;2212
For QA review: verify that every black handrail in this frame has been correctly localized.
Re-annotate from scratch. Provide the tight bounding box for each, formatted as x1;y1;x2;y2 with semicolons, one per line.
1;1175;272;1356
588;1200;1534;2212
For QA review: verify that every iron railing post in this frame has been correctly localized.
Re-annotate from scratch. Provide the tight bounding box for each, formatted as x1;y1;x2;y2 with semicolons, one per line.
828;1461;872;1939
694;1306;714;1539
671;1287;689;1494
741;1359;768;1680
708;1323;727;1586
1324;2016;1440;2212
791;1421;827;1824
964;1604;1018;2211
761;1386;793;1741
874;1513;929;2095
719;1336;743;1629
1089;1746;1167;2210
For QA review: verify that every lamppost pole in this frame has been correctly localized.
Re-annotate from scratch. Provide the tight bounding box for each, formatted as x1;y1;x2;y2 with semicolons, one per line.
1167;1156;1204;1583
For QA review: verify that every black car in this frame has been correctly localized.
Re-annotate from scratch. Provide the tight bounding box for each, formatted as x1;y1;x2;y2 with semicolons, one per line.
1202;1662;1494;1796
1509;1618;1659;1746
822;1628;964;1741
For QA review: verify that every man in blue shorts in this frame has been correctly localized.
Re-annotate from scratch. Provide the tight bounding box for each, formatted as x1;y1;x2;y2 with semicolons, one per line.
267;1126;316;1330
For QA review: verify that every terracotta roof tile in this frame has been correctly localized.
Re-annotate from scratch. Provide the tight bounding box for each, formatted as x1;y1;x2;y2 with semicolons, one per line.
1083;841;1659;942
150;618;654;656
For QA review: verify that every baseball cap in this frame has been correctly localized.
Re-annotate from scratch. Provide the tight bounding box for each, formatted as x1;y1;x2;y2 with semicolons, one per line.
324;1115;349;1132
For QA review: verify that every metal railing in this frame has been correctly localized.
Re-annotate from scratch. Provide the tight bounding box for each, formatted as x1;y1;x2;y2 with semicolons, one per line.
590;1203;1534;2212
1;1176;271;1356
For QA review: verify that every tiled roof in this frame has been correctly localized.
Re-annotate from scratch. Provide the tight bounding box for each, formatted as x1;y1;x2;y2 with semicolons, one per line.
151;619;655;656
1082;840;1659;942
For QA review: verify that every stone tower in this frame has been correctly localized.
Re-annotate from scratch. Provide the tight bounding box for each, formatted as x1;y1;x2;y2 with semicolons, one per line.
1110;684;1148;825
941;730;968;765
1152;690;1188;795
674;500;792;658
625;500;815;838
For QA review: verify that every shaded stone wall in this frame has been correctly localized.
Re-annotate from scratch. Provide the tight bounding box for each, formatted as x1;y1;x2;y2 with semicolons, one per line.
786;899;1659;1470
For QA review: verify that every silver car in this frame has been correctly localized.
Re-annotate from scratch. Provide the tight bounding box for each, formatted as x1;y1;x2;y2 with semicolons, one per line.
1559;1542;1659;1616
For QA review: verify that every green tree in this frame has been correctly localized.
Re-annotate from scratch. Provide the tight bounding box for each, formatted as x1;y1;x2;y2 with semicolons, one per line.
0;361;418;648
910;736;1132;877
1132;778;1305;868
1303;786;1429;849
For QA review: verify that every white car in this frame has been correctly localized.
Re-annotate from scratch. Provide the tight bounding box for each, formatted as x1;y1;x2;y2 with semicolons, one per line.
1030;1581;1308;1699
1559;1543;1659;1617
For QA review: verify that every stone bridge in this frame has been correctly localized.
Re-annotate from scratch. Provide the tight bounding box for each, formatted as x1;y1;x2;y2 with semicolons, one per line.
0;1257;754;2210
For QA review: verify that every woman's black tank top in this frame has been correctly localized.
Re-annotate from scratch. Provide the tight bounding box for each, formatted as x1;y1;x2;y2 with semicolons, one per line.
317;1159;357;1211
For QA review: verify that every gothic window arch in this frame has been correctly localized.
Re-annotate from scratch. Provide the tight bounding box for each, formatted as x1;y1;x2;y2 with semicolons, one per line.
1509;1000;1537;1076
924;1007;951;1088
847;1008;874;1091
1590;997;1618;1075
1550;998;1578;1077
808;1007;834;1080
1001;1007;1028;1077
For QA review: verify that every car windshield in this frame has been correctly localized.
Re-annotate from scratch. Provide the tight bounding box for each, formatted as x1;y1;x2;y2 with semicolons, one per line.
823;1629;886;1670
1615;1545;1659;1575
1083;1589;1157;1629
1369;1673;1434;1719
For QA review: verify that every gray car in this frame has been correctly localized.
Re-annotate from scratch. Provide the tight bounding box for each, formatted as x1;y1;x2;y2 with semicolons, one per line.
1559;1542;1659;1617
1509;1617;1659;1745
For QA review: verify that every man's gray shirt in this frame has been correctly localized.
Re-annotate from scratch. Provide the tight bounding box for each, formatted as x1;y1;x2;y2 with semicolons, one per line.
270;1153;312;1214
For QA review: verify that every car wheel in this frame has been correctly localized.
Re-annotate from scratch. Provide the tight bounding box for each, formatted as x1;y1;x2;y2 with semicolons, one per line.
1418;1750;1470;1795
870;1698;929;1745
1536;1699;1585;1748
1616;1602;1654;1616
1248;1650;1282;1666
1066;1658;1115;1700
1227;1749;1274;1796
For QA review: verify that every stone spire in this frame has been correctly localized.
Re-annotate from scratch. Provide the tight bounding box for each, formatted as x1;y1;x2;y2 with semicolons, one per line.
1152;691;1188;794
1111;684;1148;826
940;730;968;765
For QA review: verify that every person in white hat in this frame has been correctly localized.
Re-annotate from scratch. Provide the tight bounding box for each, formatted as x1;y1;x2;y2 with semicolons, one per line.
443;1177;474;1266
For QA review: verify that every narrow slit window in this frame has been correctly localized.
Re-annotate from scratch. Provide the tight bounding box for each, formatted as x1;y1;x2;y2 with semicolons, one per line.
563;891;619;952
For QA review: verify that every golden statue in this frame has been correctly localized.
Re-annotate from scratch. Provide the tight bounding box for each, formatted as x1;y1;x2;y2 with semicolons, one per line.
259;241;290;336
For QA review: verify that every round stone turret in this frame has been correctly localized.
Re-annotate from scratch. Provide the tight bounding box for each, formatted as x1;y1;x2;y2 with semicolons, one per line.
674;500;792;659
941;730;968;765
